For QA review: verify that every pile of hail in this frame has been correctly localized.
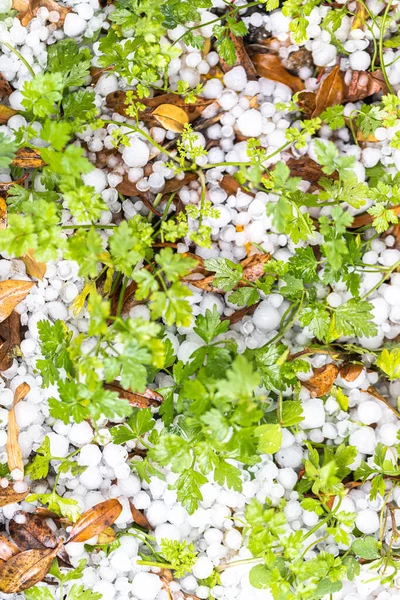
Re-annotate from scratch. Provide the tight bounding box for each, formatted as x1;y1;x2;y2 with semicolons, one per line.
1;0;400;598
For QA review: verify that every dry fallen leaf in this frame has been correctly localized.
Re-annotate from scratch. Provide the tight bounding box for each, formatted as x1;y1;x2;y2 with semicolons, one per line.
339;363;364;382
0;74;12;100
350;205;400;229
21;250;46;281
286;156;338;186
9;511;70;565
97;527;116;545
0;198;6;230
67;498;122;543
367;386;400;419
252;54;304;93
0;105;17;125
303;364;339;397
7;383;30;475
220;174;255;198
11;148;45;169
0;485;29;507
352;1;367;29
129;501;153;530
152;104;189;133
0;535;19;561
0;311;21;372
189;253;270;293
104;381;164;408
219;32;257;80
0;543;61;593
344;69;387;103
12;0;69;26
312;66;344;118
0;280;34;324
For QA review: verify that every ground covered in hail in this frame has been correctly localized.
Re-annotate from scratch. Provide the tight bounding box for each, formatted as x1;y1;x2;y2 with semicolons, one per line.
1;0;400;599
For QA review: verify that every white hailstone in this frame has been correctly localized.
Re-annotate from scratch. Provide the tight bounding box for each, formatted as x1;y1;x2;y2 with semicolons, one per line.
357;400;382;425
20;338;37;358
117;474;140;497
122;138;150;168
349;50;371;70
284;500;302;521
65;542;85;558
276;467;297;490
76;2;94;20
370;297;389;324
60;283;79;303
82;168;107;193
103;443;127;467
252;301;280;332
379;248;400;267
0;0;12;12
9;90;24;110
378;423;398;446
69;421;94;446
48;432;69;458
224;529;242;550
362;148;381;168
155;523;181;545
203;78;223;99
302;510;319;527
109;548;133;573
383;285;400;306
28;312;49;339
146;500;168;526
312;41;337;66
192;556;214;579
47;301;69;321
93;581;115;599
349;427;376;454
236;109;263;137
356;508;380;533
327;292;342;308
63;12;86;37
131;572;163;600
177;341;201;363
79;444;102;467
275;445;303;468
223;66;247;92
0;388;14;408
300;398;325;429
15;402;38;429
79;466;103;490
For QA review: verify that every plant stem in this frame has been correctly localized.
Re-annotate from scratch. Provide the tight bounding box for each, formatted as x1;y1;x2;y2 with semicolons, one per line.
3;42;35;77
360;259;400;300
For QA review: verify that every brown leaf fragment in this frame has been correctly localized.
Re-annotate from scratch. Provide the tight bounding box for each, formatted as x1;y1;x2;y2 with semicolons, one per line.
21;250;46;281
296;91;316;117
222;301;260;325
286;156;338;185
12;0;70;27
252;54;304;92
67;499;122;543
104;381;163;408
0;484;29;507
0;198;6;230
344;69;387;103
0;104;17;124
350;205;400;229
9;511;70;565
11;148;45;169
220;174;255;198
189;253;270;293
7;382;30;475
311;66;344;118
302;364;339;397
0;74;12;99
0;280;35;324
219;33;257;80
352;1;367;29
339;363;364;382
151;104;189;133
0;543;61;593
129;500;153;530
0;311;21;372
366;386;400;419
97;527;116;545
0;535;19;561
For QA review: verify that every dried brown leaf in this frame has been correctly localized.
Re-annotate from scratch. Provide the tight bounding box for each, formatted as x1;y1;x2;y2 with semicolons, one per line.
286;156;338;185
0;484;29;507
352;2;367;29
0;535;19;561
366;386;400;419
7;383;30;475
0;74;12;100
104;381;163;408
0;543;61;593
344;69;387;103
0;311;21;372
312;66;344;118
219;33;257;80
339;363;364;382
0;280;35;323
0;198;6;231
303;364;339;398
129;500;153;530
296;91;317;116
0;105;17;125
97;527;116;545
220;174;255;198
21;250;46;281
12;0;69;26
189;253;270;293
252;54;304;92
67;499;122;543
11;148;45;169
350;205;400;229
152;104;189;133
9;511;70;565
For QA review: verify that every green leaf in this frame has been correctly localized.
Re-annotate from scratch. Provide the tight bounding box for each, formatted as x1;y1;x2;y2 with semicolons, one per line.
311;579;342;598
22;72;64;117
172;468;208;514
203;257;242;292
352;536;381;559
194;307;229;344
25;436;52;480
217;36;236;66
376;348;400;380
214;459;242;491
335;299;377;338
156;247;198;282
229;287;259;307
150;435;192;473
0;132;18;168
24;586;54;600
255;423;282;454
249;565;271;589
68;584;102;600
299;303;331;341
41;119;72;152
160;539;198;578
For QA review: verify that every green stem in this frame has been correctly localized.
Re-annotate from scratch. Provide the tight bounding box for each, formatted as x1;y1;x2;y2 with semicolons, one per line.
137;560;172;569
116;277;128;317
360;259;400;300
3;42;35;77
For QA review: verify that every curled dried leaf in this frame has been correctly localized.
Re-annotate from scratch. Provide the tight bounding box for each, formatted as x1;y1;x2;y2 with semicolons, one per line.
311;66;344;118
67;498;122;543
104;381;163;408
252;54;304;93
339;363;364;382
7;383;30;475
0;311;21;372
220;174;255;198
0;74;12;100
0;281;34;324
190;253;270;293
9;511;70;565
152;104;189;133
0;535;19;561
352;2;367;30
286;156;338;185
21;250;46;281
11;148;45;169
0;543;61;593
0;485;29;507
344;69;387;103
219;33;257;80
0;198;6;231
129;500;152;530
302;364;339;398
12;0;70;26
0;105;17;125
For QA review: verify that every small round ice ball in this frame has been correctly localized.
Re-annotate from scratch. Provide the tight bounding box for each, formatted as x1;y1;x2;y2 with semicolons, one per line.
300;398;326;429
349;426;376;454
236;109;263;137
63;13;86;37
192;556;214;579
122;138;150;168
131;572;163;600
252;301;281;332
357;400;382;425
356;508;379;534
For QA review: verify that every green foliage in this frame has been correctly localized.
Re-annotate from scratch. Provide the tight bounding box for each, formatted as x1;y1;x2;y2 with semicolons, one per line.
160;539;198;577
